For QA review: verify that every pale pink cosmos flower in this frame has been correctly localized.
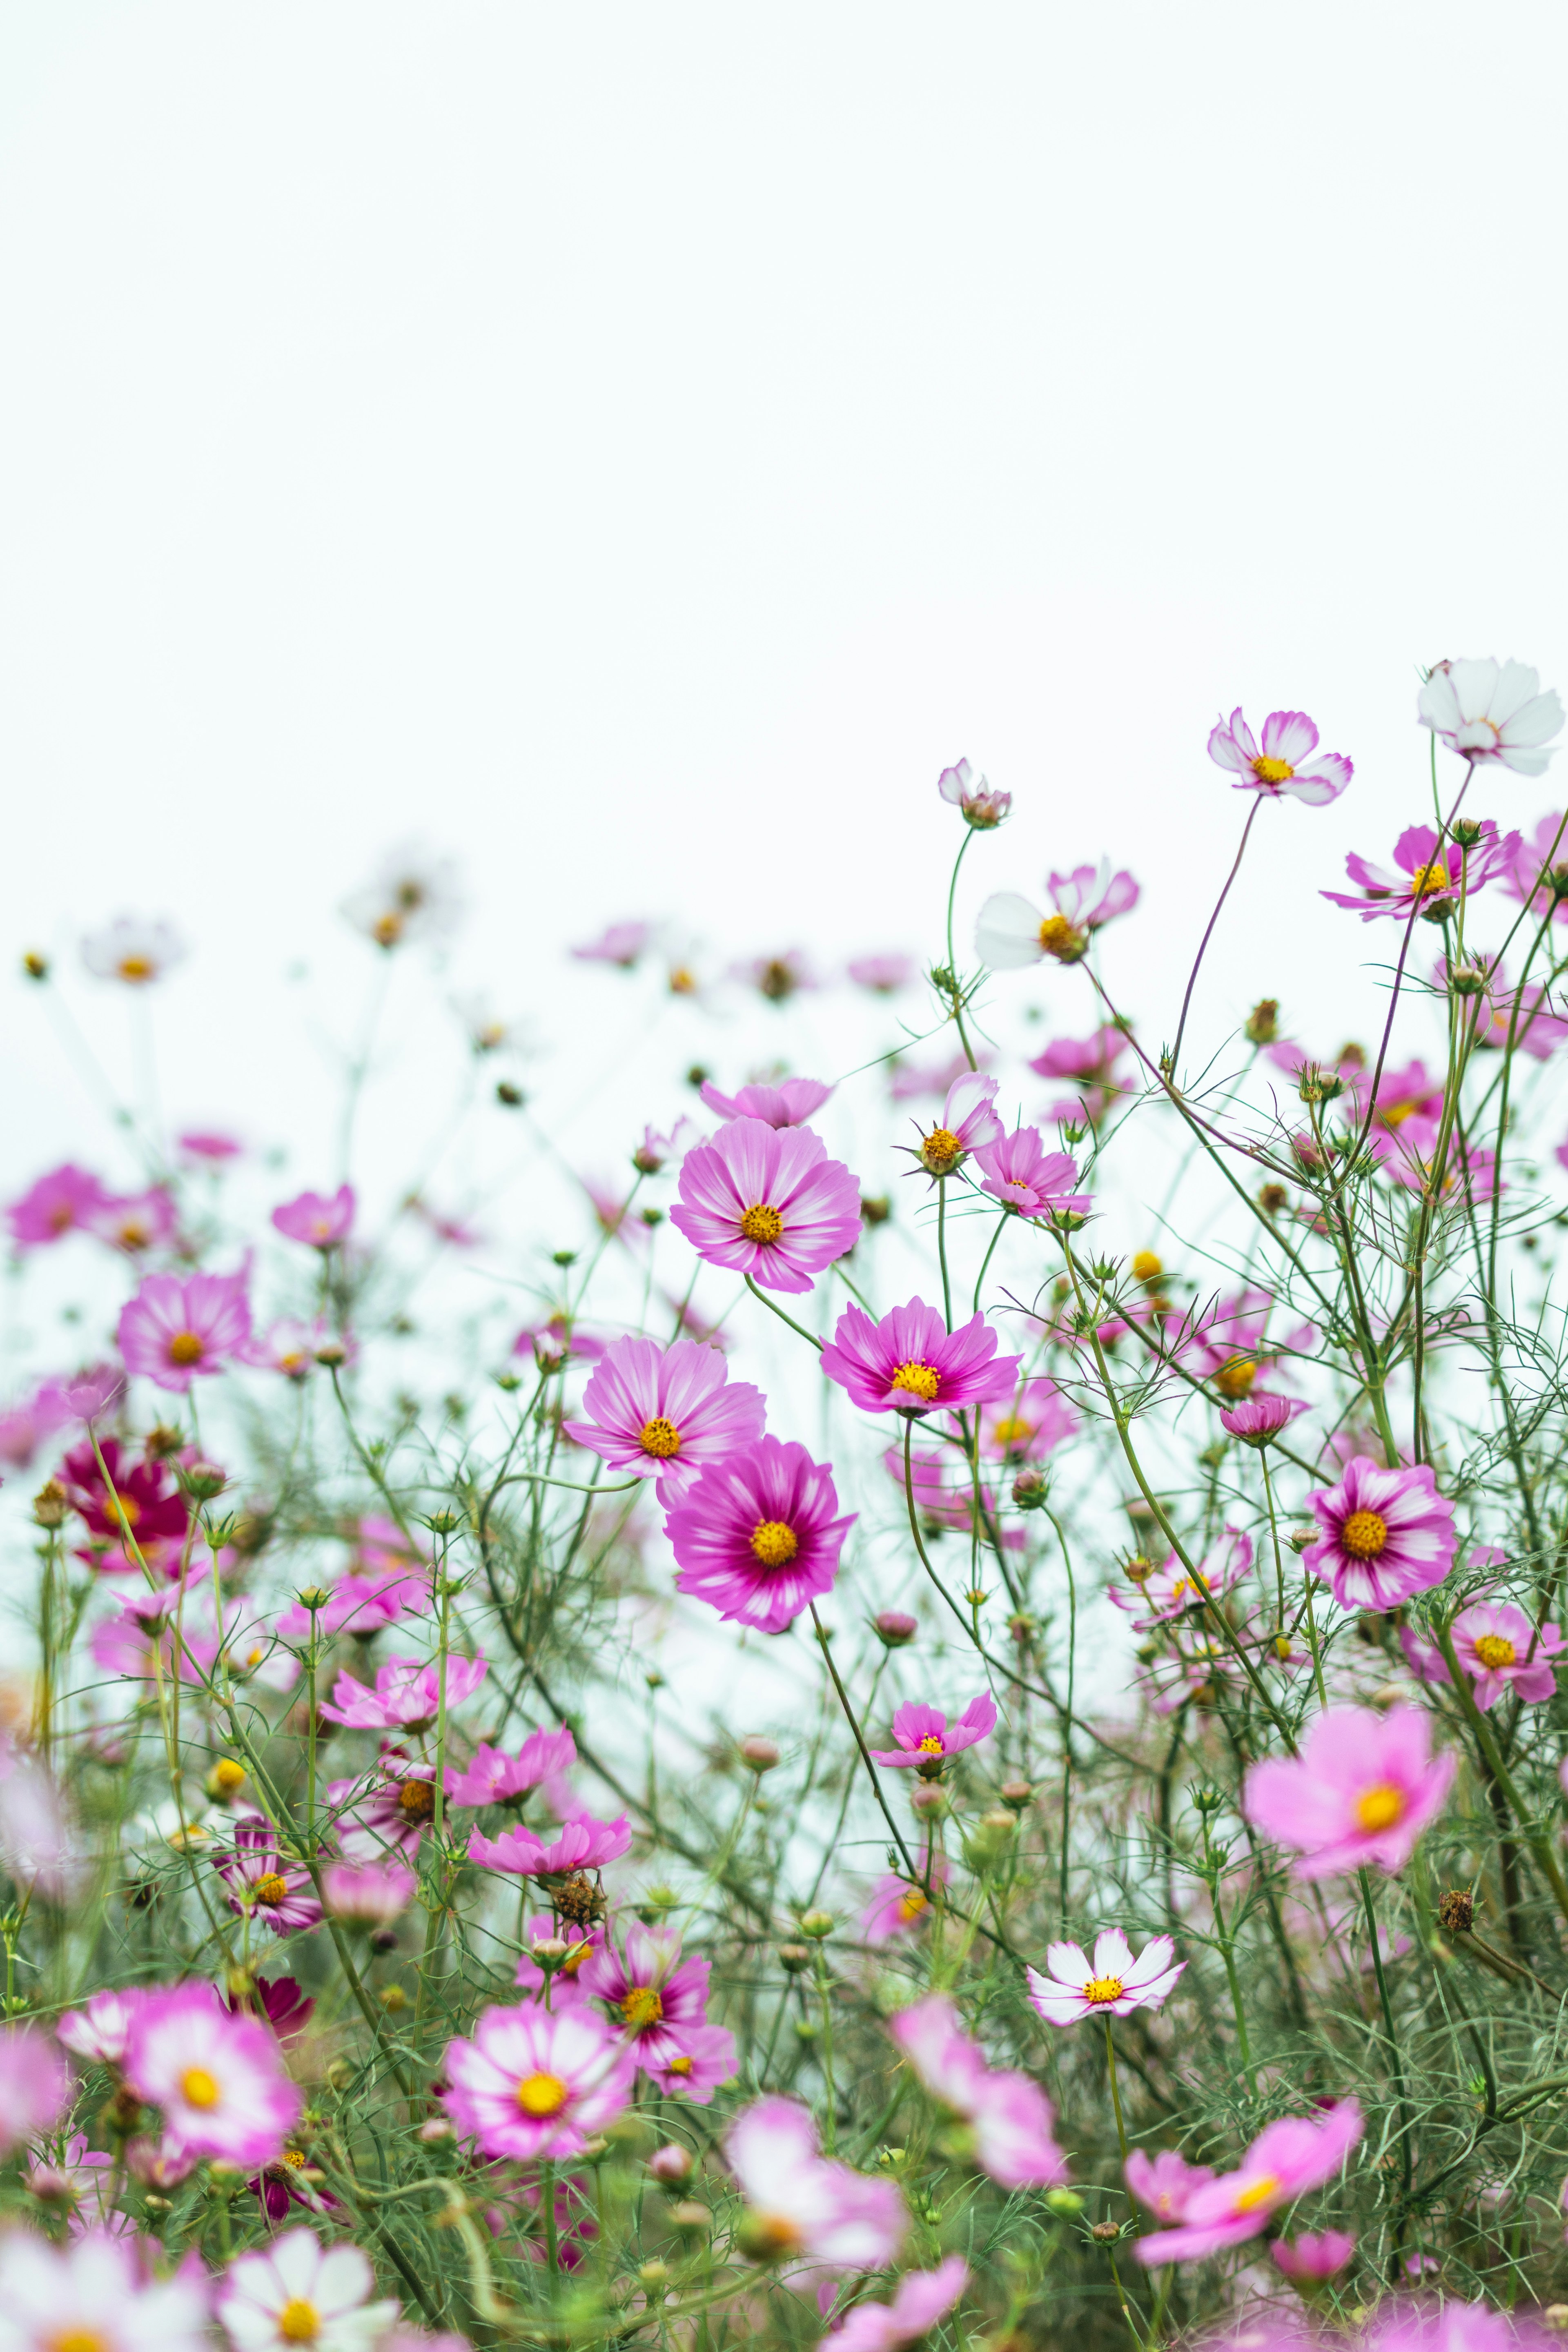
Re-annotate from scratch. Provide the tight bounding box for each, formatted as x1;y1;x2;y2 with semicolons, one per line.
971;1129;1091;1218
1501;810;1568;921
179;1129;243;1162
976;1377;1078;1462
822;1299;1021;1419
631;1119;696;1173
666;1436;855;1634
911;1071;1003;1177
88;1187;178;1256
0;1376;74;1469
58;1985;147;2065
214;1819;324;1936
578;1919;735;2099
1124;2146;1214;2225
272;1185;355;1249
1244;1706;1455;1880
468;1811;631;1878
218;2225;400;2352
1372;1117;1500;1207
563;1335;766;1504
124;1983;301;2167
846;954;915;993
1220;1392;1307;1445
117;1269;253;1393
1109;1530;1252;1631
1322;821;1519;924
1207;708;1352;807
571;921;653;967
322;1859;417;1927
445;1726;577;1809
870;1694;997;1774
888;1994;1067;2189
1443;1599;1564;1710
860;1865;947;1944
1272;2230;1356;2283
0;2229;210;2352
6;1164;110;1247
1419;658;1564;776
726;2095;906;2270
1303;1457;1457;1611
1029;1024;1135;1125
82;915;188;985
442;2002;636;2160
889;1049;982;1105
274;1557;426;1644
699;1076;834;1127
938;757;1011;828
1135;2098;1363;2264
975;860;1137;969
1025;1928;1185;2025
824;2258;968;2352
318;1652;487;1731
0;2027;68;2152
1369;2301;1546;2352
670;1118;860;1294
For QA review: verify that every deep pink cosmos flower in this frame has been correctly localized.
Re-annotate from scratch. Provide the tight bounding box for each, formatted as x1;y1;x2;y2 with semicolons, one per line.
870;1694;997;1774
1028;1025;1135;1125
571;921;653;967
124;1983;301;2167
117;1270;253;1394
938;757;1011;829
322;1859;416;1927
1440;1599;1565;1710
665;1436;855;1634
0;2232;210;2352
469;1809;631;1878
821;1300;1022;1419
563;1335;766;1504
445;1726;578;1809
61;1434;189;1578
888;1995;1067;2189
319;1652;487;1731
1135;2099;1363;2264
670;1118;860;1294
727;2096;907;2271
976;1377;1078;1462
1245;1706;1456;1880
327;1757;442;1860
971;1129;1091;1218
222;1973;314;2048
88;1187;178;1256
179;1129;243;1162
272;1185;355;1248
1208;708;1352;807
578;1919;735;2098
699;1076;834;1127
1322;822;1519;923
6;1164;110;1247
824;2258;969;2352
1026;1928;1185;2025
213;1819;324;1937
1272;2230;1356;2282
1125;2147;1214;2225
1418;657;1563;776
861;1865;948;1944
442;2002;636;2160
911;1071;1003;1177
1220;1392;1307;1445
0;2026;68;2153
1303;1457;1457;1611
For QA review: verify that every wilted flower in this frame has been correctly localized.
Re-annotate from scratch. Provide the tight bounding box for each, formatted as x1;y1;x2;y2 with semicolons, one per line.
1025;1928;1185;2025
1418;658;1563;776
1207;708;1352;806
1244;1706;1455;1879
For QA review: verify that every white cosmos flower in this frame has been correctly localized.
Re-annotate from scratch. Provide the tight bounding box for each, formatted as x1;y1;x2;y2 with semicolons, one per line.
1418;659;1564;777
218;2227;400;2352
81;916;188;986
975;894;1072;969
0;2228;210;2352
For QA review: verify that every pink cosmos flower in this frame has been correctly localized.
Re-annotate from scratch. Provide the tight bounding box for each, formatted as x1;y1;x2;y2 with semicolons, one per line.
1371;1116;1500;1207
666;1436;854;1634
445;1726;577;1809
938;757;1010;829
57;1363;127;1427
976;861;1137;969
179;1129;243;1162
911;1071;1003;1177
0;2026;68;2152
1125;2146;1214;2225
6;1163;109;1247
214;1819;324;1936
1501;811;1568;922
326;1758;442;1861
1441;1599;1564;1709
1109;1529;1252;1630
0;1376;74;1469
224;1973;315;2047
727;2096;907;2270
971;1129;1091;1218
670;1118;860;1294
318;1652;487;1731
846;955;915;993
578;1919;733;2098
0;2230;210;2352
732;949;818;1001
1272;2230;1356;2282
218;2226;400;2352
824;2258;969;2352
124;1983;301;2167
650;2022;737;2101
1323;822;1519;923
468;1811;631;1878
571;921;653;967
1303;1457;1457;1611
1245;1706;1456;1880
1418;657;1563;776
514;1914;602;2006
563;1335;766;1504
699;1076;834;1127
117;1270;253;1394
1477;969;1568;1059
88;1187;179;1256
1220;1392;1307;1445
1025;1928;1185;2025
870;1694;997;1774
271;1185;356;1249
889;1049;982;1104
442;2002;636;2160
1207;708;1352;807
274;1557;425;1644
888;1995;1067;2189
58;1985;147;2065
861;1865;948;1944
82;915;188;984
821;1300;1021;1419
1135;2098;1363;2264
976;1377;1077;1462
885;1441;973;1532
1028;1025;1134;1125
322;1859;418;1927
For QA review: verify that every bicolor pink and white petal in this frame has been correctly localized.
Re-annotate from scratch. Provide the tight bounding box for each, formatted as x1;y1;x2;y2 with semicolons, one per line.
564;1335;765;1502
1026;1928;1185;2025
671;1119;861;1293
1303;1457;1457;1611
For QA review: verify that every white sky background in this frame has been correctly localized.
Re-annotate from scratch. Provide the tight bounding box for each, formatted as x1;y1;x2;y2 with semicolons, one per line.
2;3;1568;1783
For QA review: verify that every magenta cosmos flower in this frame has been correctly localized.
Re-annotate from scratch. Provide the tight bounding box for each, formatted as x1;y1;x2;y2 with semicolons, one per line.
727;2096;907;2270
1445;1599;1565;1710
1025;1928;1185;2025
116;1269;253;1394
824;2258;969;2352
699;1076;833;1127
911;1071;1003;1177
563;1334;765;1503
871;1693;996;1775
445;1725;577;1809
1207;708;1352;807
0;2232;210;2352
1135;2098;1363;2265
938;756;1010;829
214;1819;324;1936
1220;1392;1307;1445
319;1652;487;1731
670;1117;860;1294
7;1163;110;1247
469;1809;632;1878
1109;1528;1252;1630
272;1184;355;1248
124;1984;301;2167
889;1994;1067;2190
1419;657;1564;776
578;1919;735;2098
1244;1705;1456;1880
665;1435;854;1634
971;1129;1091;1218
1272;2230;1356;2282
1303;1457;1457;1611
1125;2147;1214;2226
218;2228;399;2352
322;1858;416;1927
1322;821;1519;923
861;1865;947;1944
443;2002;635;2160
821;1300;1021;1419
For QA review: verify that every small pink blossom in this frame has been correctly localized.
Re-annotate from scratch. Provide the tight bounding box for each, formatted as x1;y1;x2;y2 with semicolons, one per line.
0;1376;75;1469
322;1858;418;1927
1272;2230;1356;2282
911;1071;1003;1177
727;2095;907;2270
1220;1392;1307;1444
88;1187;178;1256
179;1129;243;1162
888;1994;1067;2189
972;1129;1091;1218
445;1726;577;1809
6;1164;109;1248
1445;1599;1564;1709
1207;708;1352;807
846;955;915;993
1323;821;1519;922
442;2001;636;2160
468;1811;631;1877
670;1118;860;1294
938;756;1010;828
1025;1928;1185;2025
117;1269;254;1393
1109;1530;1252;1630
571;921;652;967
58;1986;147;2065
272;1185;356;1248
824;2258;969;2352
1135;2099;1363;2263
666;1435;854;1634
319;1652;487;1731
1418;657;1563;776
870;1693;996;1773
1303;1456;1457;1611
889;1050;982;1104
214;1818;324;1936
976;1376;1077;1461
860;1864;947;1944
1244;1706;1455;1880
1124;2146;1214;2224
579;1919;734;2098
699;1076;834;1127
124;1982;302;2167
564;1335;766;1503
822;1299;1021;1419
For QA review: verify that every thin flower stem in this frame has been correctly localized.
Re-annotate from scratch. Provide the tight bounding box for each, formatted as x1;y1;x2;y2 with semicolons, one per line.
743;1274;823;1352
1169;796;1261;1075
1103;2015;1129;2162
1360;1867;1414;2201
808;1603;919;1883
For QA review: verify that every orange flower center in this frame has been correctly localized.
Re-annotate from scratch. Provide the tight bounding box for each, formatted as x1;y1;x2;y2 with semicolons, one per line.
1341;1509;1388;1560
897;1888;929;1922
890;1361;941;1403
638;1417;683;1459
1038;914;1086;962
111;1493;142;1528
920;1127;962;1173
991;1416;1033;1449
1355;1783;1405;1833
181;2066;220;2109
1083;1976;1124;2004
168;1331;205;1367
1214;1357;1256;1399
517;2071;568;2117
51;2334;112;2352
278;2300;321;2343
399;1780;434;1816
749;1520;799;1568
1472;1633;1516;1670
739;1203;784;1245
116;955;154;982
253;1872;291;1906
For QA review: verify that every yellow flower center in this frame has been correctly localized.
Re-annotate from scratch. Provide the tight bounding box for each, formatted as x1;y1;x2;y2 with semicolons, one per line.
213;1758;246;1793
517;2071;569;2117
890;1361;942;1403
1234;2171;1281;2212
116;954;154;982
1131;1251;1163;1282
50;2335;111;2352
282;2148;305;2167
1355;1783;1405;1833
991;1415;1033;1449
399;1780;434;1816
1214;1357;1256;1399
1410;860;1450;897
920;1126;962;1173
372;912;404;948
111;1492;142;1528
1252;756;1294;786
181;2066;221;2109
168;1330;205;1367
897;1888;929;1922
639;1416;683;1459
1472;1633;1517;1670
739;1203;784;1245
667;2054;693;2076
278;2301;321;2343
749;1519;799;1568
622;1984;665;2029
1083;1976;1124;2004
916;1734;945;1754
1341;1509;1388;1560
668;964;698;995
1038;913;1085;961
253;1872;291;1906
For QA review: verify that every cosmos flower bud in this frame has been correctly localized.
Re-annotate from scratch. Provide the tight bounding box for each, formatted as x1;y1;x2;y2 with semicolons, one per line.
739;1736;780;1773
21;952;48;980
418;2117;454;2143
496;1080;525;1106
31;1481;67;1529
313;1341;348;1368
1448;960;1488;996
1258;1183;1289;1214
649;2143;694;2187
1548;864;1568;903
1046;2188;1085;2214
1011;1470;1049;1511
874;1610;918;1646
999;1780;1033;1811
798;1910;834;1940
1450;817;1486;848
777;1944;813;1973
180;1460;228;1500
206;1758;247;1803
1297;1064;1343;1104
668;2201;711;2233
860;1194;891;1227
1244;998;1279;1044
909;1783;948;1818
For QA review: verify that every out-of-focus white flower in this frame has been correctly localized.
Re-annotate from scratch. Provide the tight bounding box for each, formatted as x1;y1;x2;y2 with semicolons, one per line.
81;917;188;986
218;2226;401;2351
343;842;464;950
1419;659;1564;777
